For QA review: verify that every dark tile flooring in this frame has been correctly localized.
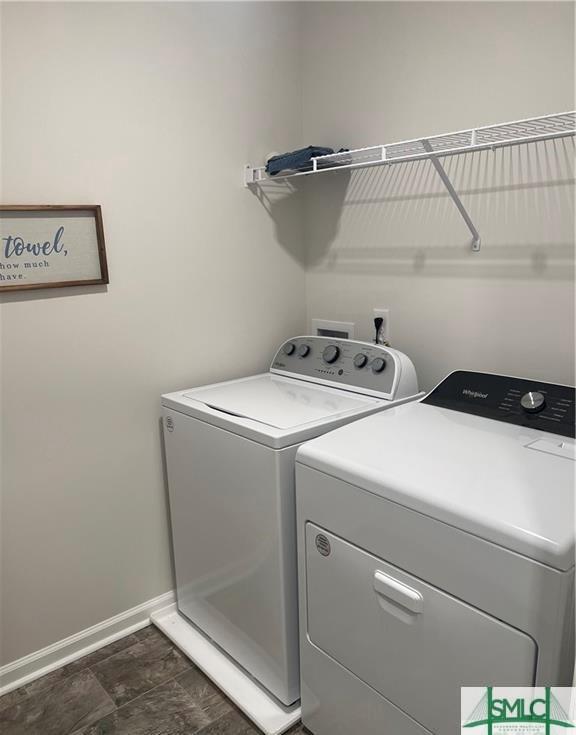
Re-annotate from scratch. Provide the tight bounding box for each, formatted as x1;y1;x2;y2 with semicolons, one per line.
0;626;306;735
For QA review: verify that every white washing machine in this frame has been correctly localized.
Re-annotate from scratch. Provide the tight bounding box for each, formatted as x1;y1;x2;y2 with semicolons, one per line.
156;336;422;735
296;370;575;735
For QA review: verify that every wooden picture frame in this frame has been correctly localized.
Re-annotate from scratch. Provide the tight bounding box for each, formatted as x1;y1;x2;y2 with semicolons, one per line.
0;205;109;292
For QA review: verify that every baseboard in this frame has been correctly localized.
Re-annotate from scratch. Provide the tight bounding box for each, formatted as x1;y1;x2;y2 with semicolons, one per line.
0;590;175;696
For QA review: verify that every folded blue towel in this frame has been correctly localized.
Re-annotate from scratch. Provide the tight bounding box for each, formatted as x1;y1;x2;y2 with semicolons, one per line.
266;146;335;176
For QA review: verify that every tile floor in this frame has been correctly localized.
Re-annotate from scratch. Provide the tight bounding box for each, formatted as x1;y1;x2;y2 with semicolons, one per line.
0;626;307;735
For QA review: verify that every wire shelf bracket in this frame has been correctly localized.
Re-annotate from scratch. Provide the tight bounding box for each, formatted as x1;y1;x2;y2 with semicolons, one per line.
244;111;576;252
420;138;481;252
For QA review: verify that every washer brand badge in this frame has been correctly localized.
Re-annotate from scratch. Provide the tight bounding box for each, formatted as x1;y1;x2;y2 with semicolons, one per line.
462;388;489;400
461;687;576;734
165;416;174;433
315;534;331;556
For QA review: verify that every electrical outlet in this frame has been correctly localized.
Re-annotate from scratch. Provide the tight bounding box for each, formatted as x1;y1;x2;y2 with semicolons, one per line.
373;308;390;343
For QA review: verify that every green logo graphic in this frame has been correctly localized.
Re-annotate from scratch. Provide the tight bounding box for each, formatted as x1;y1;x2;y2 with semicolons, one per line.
463;687;575;734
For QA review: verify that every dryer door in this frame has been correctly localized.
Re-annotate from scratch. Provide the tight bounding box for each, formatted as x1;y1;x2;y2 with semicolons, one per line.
305;524;537;734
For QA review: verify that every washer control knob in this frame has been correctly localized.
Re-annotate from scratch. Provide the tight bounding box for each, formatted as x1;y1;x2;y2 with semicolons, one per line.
283;342;296;356
353;353;368;369
322;345;340;364
371;357;387;374
520;391;546;413
298;344;311;358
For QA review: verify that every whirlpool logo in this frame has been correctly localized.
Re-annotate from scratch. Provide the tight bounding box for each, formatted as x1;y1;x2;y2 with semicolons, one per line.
462;389;489;399
461;687;576;734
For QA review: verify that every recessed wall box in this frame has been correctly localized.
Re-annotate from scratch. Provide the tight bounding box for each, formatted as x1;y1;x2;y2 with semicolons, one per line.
311;319;355;340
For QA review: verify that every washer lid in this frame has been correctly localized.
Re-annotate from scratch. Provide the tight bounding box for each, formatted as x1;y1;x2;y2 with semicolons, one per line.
184;374;377;429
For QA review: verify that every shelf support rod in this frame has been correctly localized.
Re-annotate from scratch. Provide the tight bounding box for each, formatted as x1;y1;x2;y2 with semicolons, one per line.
421;139;481;252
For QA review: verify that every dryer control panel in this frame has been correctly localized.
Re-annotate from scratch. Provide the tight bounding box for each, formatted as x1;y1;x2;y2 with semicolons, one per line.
423;370;575;438
271;336;402;399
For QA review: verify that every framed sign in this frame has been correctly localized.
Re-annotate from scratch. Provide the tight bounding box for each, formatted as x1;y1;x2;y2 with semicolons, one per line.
0;205;108;292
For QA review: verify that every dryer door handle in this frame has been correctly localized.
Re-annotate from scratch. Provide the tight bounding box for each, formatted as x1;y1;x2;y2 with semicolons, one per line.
373;570;424;614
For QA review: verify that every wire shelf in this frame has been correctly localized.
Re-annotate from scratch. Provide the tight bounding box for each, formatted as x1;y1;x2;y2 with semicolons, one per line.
245;112;576;185
244;112;575;252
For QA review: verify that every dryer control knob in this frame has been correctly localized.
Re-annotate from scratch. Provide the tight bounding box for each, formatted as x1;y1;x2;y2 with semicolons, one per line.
520;391;546;413
371;357;387;374
298;344;311;357
322;345;340;364
353;353;368;368
283;342;296;356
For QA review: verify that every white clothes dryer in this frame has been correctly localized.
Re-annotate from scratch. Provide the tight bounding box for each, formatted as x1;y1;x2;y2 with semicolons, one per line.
296;370;575;735
156;336;422;735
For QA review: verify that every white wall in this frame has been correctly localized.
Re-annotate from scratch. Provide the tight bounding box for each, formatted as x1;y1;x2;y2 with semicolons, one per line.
0;2;305;665
1;0;574;669
302;1;575;390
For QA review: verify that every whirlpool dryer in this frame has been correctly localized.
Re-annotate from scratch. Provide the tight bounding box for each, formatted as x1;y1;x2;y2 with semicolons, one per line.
296;370;575;735
155;336;422;735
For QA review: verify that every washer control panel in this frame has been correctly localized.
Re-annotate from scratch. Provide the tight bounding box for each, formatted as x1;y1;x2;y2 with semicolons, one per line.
423;370;575;438
271;336;397;397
